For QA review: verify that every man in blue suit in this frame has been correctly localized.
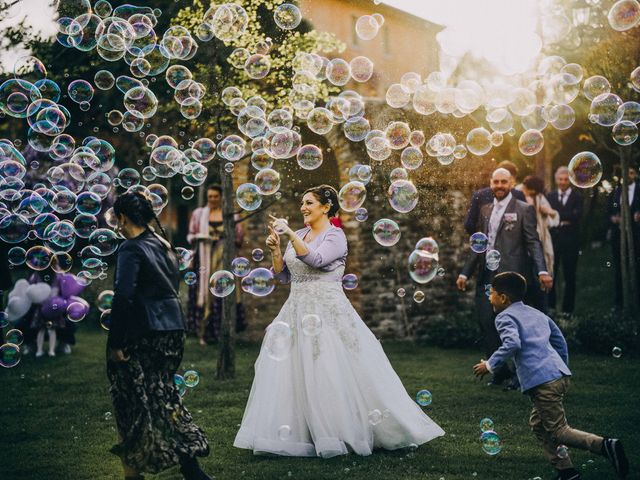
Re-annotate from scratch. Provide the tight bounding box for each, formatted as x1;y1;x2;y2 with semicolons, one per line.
473;272;629;480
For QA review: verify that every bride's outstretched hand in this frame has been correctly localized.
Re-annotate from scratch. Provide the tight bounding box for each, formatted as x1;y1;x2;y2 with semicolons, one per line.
268;214;292;238
266;225;280;251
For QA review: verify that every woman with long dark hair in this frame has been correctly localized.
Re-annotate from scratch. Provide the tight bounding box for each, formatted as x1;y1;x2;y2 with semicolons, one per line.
234;185;444;458
108;191;211;480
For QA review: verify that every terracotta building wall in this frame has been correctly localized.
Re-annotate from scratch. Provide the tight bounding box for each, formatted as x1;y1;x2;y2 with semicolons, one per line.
298;0;442;97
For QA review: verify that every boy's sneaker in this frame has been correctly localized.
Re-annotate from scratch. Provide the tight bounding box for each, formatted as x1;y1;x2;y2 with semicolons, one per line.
61;344;72;354
551;468;581;480
602;438;629;478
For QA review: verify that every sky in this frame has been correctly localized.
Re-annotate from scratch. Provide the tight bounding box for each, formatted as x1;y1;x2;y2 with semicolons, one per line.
383;0;543;75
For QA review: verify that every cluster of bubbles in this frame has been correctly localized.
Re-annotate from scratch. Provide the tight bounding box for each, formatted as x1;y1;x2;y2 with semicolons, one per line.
173;369;201;397
408;237;440;285
479;417;502;455
2;0;639;374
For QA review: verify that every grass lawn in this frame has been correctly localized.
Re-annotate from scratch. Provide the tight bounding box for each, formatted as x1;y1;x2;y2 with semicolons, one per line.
1;329;638;480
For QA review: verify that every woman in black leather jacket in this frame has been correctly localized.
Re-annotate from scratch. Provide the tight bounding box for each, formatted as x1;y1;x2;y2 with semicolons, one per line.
107;191;211;480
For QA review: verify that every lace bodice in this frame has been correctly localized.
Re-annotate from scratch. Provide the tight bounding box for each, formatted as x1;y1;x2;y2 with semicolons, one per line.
284;246;345;283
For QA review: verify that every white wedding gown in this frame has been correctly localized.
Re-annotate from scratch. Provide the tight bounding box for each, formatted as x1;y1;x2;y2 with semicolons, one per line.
234;246;444;458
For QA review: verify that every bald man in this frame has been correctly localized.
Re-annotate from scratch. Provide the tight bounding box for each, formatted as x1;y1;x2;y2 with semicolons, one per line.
458;168;552;387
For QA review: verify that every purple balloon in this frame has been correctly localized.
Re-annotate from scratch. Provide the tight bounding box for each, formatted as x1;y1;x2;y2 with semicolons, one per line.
59;273;87;299
40;296;68;319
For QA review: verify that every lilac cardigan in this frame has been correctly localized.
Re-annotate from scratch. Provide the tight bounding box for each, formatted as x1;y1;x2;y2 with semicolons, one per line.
274;226;347;283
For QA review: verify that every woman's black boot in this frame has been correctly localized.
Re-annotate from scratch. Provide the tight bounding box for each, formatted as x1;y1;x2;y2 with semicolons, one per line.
179;456;212;480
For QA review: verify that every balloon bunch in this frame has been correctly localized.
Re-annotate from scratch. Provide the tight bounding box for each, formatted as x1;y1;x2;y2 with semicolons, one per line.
5;273;89;324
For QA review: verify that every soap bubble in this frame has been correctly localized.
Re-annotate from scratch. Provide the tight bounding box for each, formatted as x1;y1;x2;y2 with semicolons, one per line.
372;219;401;247
94;70;115;90
619;101;640;124
5;329;24;345
338;181;366;212
326;58;351;86
184;370;200;388
205;3;249;42
583;75;610;101
368;409;383;426
480;431;502;455
277;424;292;440
231;257;251;277
415;237;439;256
466;127;492;156
124;86;158;119
568;152;602;188
296;144;323;170
184;271;197;285
396;288;406;298
631;66;640;92
274;3;301;30
301;314;322;336
470;232;489;253
251;248;264;262
236;183;262;211
355;15;379;40
385;121;411;149
386;83;411;108
88;228;119;256
518;129;544;156
67;300;89;322
612;121;638;145
255;168;281;196
408;250;439;284
174;374;187;397
612;346;622;358
8;246;26;265
549;104;575;130
209;270;235;297
246;267;275;297
607;0;640;31
0;343;21;368
590;93;623;127
342;273;358;290
400;147;424;170
350;56;374;83
355;207;368;222
306;107;333;135
556;445;569;459
26;246;53;271
486;250;501;271
265;321;293;361
245;54;271;80
480;418;494;432
416;389;432;406
99;309;112;330
68;79;94;103
97;290;114;312
388;180;418;213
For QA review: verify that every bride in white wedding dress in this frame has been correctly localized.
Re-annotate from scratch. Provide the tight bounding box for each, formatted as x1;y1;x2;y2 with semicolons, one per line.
234;185;444;458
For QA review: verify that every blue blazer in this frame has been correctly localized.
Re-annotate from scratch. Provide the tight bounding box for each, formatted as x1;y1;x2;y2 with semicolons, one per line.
487;302;571;392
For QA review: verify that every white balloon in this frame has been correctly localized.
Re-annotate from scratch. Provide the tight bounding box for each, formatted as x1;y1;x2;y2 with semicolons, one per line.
6;295;32;322
9;278;29;298
26;283;52;304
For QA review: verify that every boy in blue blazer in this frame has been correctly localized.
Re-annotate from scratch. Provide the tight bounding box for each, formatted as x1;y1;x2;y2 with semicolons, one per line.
473;272;629;480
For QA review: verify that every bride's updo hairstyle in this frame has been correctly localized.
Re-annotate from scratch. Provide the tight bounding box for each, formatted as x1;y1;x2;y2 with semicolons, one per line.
303;185;340;217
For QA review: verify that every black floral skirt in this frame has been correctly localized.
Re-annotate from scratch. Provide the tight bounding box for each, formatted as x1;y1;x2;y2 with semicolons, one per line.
106;331;209;474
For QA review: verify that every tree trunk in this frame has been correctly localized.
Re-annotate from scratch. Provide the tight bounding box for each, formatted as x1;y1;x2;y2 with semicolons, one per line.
216;160;237;379
618;148;640;319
